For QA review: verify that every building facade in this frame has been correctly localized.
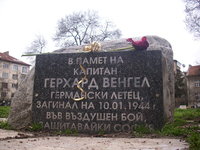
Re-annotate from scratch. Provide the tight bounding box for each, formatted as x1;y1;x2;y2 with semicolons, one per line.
0;51;30;105
186;65;200;108
174;60;187;107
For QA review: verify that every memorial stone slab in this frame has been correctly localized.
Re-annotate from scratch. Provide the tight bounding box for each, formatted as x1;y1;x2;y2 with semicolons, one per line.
32;50;164;133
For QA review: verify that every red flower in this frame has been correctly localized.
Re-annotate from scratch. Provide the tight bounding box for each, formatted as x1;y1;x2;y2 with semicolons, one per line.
126;36;149;50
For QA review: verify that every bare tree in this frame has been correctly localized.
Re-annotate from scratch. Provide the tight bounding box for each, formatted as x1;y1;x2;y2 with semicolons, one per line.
25;35;47;54
184;0;200;38
24;35;47;64
54;10;121;47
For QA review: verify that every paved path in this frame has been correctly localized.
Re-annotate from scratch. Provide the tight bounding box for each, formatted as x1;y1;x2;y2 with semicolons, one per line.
0;129;189;150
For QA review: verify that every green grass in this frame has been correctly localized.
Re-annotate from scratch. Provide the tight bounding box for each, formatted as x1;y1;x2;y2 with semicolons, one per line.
63;129;78;135
0;121;12;130
131;108;200;149
160;108;200;150
187;132;200;150
54;129;79;135
98;129;105;136
133;125;152;136
174;108;200;120
0;106;12;130
27;123;43;132
0;106;10;118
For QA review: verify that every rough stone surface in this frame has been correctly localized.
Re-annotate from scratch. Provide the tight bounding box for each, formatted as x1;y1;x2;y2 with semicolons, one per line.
32;51;164;132
8;68;35;129
8;35;174;129
146;36;174;122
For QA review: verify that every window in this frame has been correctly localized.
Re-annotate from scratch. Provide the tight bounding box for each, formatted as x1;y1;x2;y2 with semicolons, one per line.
13;64;18;71
12;74;18;80
3;63;9;69
11;93;15;97
12;83;18;89
2;82;8;89
22;66;28;73
195;93;200;100
1;92;7;98
195;80;200;87
20;74;26;80
2;72;8;79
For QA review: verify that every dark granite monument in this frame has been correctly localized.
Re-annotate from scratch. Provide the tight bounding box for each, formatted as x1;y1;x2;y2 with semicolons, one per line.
32;50;164;133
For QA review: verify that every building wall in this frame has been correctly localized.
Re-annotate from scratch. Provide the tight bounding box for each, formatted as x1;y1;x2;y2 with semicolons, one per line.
0;60;29;102
174;60;187;107
187;76;200;108
173;60;181;75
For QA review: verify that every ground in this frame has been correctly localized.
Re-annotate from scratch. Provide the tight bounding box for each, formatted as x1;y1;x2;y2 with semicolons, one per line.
0;129;188;150
1;107;200;150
